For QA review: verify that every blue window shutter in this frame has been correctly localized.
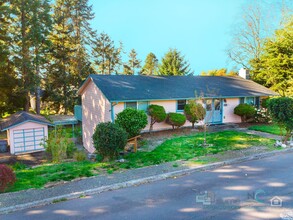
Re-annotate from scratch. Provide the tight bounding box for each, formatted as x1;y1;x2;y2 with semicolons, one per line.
240;98;244;104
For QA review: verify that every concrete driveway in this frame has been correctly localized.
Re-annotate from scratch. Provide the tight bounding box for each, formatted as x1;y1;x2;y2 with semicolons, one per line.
2;152;293;220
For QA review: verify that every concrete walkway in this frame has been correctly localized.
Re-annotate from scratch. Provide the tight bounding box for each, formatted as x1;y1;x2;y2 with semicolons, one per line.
0;128;285;214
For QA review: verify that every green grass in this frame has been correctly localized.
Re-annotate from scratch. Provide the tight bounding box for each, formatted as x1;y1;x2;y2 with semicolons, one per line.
114;131;274;169
10;161;106;192
5;131;274;193
248;124;283;135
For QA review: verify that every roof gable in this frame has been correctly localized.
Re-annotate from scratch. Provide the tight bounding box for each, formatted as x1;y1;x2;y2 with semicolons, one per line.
0;111;53;131
81;75;278;102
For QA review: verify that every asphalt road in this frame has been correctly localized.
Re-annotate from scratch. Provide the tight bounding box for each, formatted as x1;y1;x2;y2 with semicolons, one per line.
2;152;293;220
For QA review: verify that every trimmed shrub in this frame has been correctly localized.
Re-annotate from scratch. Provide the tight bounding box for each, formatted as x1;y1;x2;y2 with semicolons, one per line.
268;97;293;142
0;164;16;192
93;122;127;161
147;105;167;132
184;101;206;128
115;108;148;138
166;113;186;129
234;104;256;122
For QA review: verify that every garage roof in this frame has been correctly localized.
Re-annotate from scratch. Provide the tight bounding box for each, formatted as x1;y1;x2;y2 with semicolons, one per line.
0;111;53;131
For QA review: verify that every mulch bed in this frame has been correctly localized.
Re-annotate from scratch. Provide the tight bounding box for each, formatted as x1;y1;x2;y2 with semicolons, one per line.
0;151;48;166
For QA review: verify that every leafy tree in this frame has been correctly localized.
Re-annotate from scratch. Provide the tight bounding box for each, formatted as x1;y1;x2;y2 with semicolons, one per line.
166;113;186;129
92;32;123;74
267;97;293;143
184;101;206;129
251;16;293;96
93;122;127;161
124;49;141;75
140;52;158;75
147;105;167;132
234;103;256;122
200;68;237;76
115;108;148;138
226;1;290;70
158;48;192;76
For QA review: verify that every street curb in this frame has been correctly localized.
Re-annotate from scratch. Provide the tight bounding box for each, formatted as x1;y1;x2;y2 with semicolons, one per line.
1;147;293;214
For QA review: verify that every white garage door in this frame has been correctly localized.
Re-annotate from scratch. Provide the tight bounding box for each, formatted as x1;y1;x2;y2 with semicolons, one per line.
13;128;45;154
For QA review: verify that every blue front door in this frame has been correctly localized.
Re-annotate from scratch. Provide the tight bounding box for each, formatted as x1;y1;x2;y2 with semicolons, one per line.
205;99;223;124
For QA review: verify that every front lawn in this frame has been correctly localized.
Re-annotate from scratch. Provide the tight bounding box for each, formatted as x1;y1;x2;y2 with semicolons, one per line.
6;131;274;193
248;124;283;135
117;131;274;169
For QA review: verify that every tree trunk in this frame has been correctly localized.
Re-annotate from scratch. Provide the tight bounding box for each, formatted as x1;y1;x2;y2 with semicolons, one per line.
24;92;30;112
36;87;41;114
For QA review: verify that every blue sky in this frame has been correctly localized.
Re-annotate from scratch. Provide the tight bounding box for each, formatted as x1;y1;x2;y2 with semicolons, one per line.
89;0;248;74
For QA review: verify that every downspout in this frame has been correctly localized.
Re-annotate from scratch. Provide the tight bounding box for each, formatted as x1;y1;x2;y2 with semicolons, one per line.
111;102;118;122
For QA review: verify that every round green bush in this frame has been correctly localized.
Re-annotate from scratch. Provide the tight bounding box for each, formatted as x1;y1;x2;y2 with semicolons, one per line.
115;108;148;138
147;105;167;132
92;122;127;161
0;164;16;192
234;103;256;122
166;113;186;129
184;101;206;128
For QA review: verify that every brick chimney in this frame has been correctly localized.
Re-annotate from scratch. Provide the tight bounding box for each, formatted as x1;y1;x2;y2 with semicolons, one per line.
238;68;250;79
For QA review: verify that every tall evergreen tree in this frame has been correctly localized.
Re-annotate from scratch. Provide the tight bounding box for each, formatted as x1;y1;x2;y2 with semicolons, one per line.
0;1;24;116
70;0;96;80
45;0;96;113
92;32;122;74
8;0;52;113
11;0;35;112
158;48;192;76
29;0;52;114
124;49;141;75
140;52;158;75
46;0;76;114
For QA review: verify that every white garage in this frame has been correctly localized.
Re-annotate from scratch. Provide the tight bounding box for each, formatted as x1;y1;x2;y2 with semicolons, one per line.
0;111;52;155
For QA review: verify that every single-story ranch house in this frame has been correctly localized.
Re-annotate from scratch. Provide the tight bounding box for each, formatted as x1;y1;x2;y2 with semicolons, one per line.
78;72;277;153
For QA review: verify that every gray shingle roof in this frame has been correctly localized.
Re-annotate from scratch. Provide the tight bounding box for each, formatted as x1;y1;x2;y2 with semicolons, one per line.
0;111;53;131
87;74;277;102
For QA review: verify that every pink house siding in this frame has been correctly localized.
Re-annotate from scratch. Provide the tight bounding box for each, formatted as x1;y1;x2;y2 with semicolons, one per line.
81;80;112;153
9;122;48;155
223;98;242;123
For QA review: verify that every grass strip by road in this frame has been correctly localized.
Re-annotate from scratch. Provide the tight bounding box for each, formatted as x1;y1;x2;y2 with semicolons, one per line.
248;124;283;135
7;131;275;193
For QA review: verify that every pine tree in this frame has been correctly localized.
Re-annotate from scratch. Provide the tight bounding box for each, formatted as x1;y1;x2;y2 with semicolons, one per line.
11;0;35;112
0;1;24;116
92;32;122;74
46;0;76;114
124;49;141;75
29;0;52;114
158;49;192;76
140;52;158;75
70;0;96;81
